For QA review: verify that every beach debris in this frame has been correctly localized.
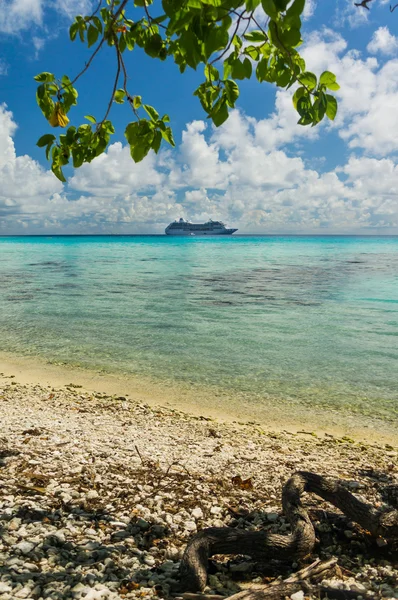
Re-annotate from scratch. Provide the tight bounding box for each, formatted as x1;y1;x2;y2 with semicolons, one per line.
231;476;253;490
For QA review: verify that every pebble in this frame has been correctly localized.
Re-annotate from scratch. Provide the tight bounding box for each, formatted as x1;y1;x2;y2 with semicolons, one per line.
15;541;35;555
192;507;203;520
0;378;397;600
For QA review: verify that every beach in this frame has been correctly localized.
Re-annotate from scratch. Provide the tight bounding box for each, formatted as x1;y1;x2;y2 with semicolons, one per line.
1;369;397;599
1;352;398;444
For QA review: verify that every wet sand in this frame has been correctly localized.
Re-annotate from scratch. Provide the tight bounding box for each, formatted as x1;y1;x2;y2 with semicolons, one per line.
1;351;397;445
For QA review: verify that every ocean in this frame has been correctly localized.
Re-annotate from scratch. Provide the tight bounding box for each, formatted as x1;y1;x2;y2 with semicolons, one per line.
0;235;397;427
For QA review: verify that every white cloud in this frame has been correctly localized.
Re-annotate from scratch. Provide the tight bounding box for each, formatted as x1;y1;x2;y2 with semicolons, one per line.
302;29;398;156
367;26;398;55
2;102;398;234
303;0;317;20
0;0;43;34
0;104;63;224
55;0;92;18
0;0;91;35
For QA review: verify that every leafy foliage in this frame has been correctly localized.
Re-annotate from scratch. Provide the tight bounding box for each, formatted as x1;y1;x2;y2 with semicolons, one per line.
35;0;340;181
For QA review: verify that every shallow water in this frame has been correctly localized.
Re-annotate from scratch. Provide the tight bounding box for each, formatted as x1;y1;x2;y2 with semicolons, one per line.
0;235;397;423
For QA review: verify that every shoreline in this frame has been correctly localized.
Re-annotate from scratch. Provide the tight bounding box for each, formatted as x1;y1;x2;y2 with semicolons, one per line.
1;350;397;446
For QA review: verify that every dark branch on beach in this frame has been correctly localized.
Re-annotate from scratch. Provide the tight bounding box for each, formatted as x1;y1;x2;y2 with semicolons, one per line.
179;471;398;595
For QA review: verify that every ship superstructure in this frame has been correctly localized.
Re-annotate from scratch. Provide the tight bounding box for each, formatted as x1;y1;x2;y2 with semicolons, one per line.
165;218;238;236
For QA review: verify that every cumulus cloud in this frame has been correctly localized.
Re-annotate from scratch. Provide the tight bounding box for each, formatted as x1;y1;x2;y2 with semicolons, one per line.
2;99;398;234
0;104;62;224
367;26;398;55
302;29;398;156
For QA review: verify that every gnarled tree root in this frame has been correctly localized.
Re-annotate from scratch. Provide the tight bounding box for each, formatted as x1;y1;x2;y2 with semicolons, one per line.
179;471;398;592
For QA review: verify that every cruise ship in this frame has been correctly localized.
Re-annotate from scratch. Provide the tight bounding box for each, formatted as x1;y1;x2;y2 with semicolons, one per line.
165;218;238;236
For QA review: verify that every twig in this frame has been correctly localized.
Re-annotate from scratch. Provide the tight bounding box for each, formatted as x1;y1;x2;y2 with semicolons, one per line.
210;11;245;65
70;37;106;86
97;41;121;126
135;444;145;465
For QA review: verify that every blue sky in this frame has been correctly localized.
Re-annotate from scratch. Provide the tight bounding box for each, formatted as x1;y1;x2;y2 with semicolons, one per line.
0;0;398;233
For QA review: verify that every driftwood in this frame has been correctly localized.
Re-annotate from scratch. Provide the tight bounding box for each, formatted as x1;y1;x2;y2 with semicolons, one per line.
179;471;398;593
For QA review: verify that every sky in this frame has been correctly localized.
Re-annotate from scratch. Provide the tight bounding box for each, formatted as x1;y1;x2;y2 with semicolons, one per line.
0;0;398;234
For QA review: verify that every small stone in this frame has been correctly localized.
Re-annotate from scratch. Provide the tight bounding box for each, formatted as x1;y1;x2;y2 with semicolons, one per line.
267;512;279;522
210;506;222;515
0;583;12;593
184;521;197;532
86;490;99;500
192;507;203;520
144;555;156;567
15;541;35;555
15;586;32;599
290;592;304;600
137;518;150;530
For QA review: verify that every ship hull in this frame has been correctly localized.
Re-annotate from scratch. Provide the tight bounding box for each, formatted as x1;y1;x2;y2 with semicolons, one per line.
165;229;238;236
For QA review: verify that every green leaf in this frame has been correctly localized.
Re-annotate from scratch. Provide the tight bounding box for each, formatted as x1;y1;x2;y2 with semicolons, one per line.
319;70;338;88
243;30;267;43
261;0;278;19
45;142;53;160
243;57;252;78
52;165;66;183
152;130;162;153
133;96;142;109
299;71;317;90
78;22;86;43
286;0;305;16
204;25;229;60
87;24;99;47
85;115;97;123
274;0;289;9
246;0;261;9
205;64;219;82
277;68;291;87
298;113;313;125
161;126;175;146
320;71;340;91
326;81;340;91
231;59;246;80
36;134;56;147
119;33;127;53
145;33;163;58
143;104;159;122
114;89;126;104
224;80;239;107
69;22;79;41
280;26;301;47
296;94;311;117
325;94;338;120
292;86;306;109
92;16;102;33
34;72;54;82
212;99;228;127
256;58;268;82
130;141;152;162
72;147;85;168
245;45;260;60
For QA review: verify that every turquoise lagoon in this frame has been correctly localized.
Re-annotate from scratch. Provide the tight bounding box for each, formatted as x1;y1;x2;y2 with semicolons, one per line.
0;235;397;425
